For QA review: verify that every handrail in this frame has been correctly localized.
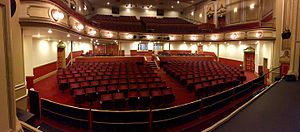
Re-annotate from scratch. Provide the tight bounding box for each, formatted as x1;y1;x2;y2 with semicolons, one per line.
40;67;281;130
41;98;89;110
20;121;42;132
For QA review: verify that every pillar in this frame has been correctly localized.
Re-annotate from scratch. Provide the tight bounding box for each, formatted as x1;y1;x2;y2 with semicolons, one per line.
57;41;66;69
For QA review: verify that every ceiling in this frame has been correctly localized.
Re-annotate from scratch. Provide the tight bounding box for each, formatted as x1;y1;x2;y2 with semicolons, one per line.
87;0;207;10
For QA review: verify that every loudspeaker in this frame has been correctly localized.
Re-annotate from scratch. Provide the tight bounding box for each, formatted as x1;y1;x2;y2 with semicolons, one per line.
112;7;119;14
284;74;296;81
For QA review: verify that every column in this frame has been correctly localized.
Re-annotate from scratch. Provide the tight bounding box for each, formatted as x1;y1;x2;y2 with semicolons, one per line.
213;0;218;28
57;41;66;69
287;0;300;79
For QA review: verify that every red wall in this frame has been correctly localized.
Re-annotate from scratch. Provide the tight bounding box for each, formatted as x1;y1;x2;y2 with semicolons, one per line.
219;58;243;68
33;61;57;79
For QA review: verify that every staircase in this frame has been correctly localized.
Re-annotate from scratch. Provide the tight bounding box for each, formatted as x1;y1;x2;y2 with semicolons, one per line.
147;61;158;70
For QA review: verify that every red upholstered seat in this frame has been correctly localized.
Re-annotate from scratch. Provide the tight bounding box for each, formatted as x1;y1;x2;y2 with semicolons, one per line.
85;87;97;104
73;89;85;105
100;93;113;109
128;91;139;107
138;83;148;90
90;80;99;87
162;88;175;104
76;77;85;82
80;81;90;88
118;84;129;92
107;84;118;93
129;83;138;91
97;85;107;95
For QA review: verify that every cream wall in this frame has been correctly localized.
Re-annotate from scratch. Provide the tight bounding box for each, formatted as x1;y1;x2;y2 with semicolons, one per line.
96;8;180;18
32;39;58;67
24;38;92;75
120;41;203;55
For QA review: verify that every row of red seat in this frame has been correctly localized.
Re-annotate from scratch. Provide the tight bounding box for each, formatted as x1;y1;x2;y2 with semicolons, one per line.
72;82;174;108
99;88;175;109
162;60;246;98
91;15;139;22
89;15;216;33
99;21;144;32
140;17;191;24
57;61;176;108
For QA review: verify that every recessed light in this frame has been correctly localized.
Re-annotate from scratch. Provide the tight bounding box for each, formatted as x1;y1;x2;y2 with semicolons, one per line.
177;1;180;4
107;2;110;5
79;36;82;40
67;34;70;37
171;6;174;8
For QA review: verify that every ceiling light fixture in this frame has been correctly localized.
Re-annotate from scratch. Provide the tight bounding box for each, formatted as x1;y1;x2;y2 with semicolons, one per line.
177;1;180;4
107;2;110;5
67;34;70;37
79;36;82;40
171;6;174;8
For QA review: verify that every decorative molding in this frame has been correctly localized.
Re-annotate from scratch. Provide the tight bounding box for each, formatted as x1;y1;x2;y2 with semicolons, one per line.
34;70;57;84
27;5;50;19
16;89;28;102
14;83;26;91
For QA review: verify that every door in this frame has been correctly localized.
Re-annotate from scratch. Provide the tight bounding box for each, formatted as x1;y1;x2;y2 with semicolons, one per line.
245;52;255;72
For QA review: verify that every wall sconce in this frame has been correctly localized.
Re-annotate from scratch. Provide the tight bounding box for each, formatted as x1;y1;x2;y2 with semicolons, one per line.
51;9;64;21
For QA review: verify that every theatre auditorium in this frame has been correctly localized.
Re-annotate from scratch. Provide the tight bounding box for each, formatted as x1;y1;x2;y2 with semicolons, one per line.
1;0;300;131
